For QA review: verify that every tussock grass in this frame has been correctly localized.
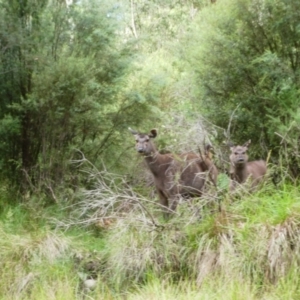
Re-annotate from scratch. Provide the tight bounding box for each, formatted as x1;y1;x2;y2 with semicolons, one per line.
124;278;258;300
0;229;72;264
101;211;191;290
0;220;77;299
66;165;300;296
1;170;300;299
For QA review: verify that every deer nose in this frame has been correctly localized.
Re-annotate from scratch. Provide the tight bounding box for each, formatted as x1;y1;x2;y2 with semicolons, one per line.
137;148;144;153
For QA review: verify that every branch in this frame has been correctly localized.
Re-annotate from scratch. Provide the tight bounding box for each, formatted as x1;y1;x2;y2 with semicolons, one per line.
224;103;241;142
131;0;138;39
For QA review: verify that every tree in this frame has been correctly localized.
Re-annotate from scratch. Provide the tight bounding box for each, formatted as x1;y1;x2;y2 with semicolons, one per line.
185;0;300;174
0;0;160;197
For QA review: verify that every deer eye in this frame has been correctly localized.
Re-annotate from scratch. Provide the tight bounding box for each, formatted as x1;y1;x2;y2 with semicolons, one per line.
145;138;149;142
242;152;246;155
234;152;238;155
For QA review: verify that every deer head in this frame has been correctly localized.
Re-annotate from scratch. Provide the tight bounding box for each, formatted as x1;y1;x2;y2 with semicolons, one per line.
230;140;251;166
129;128;157;156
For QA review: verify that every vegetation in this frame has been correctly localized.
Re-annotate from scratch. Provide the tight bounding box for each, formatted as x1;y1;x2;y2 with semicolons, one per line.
186;0;300;172
1;178;300;299
0;0;299;298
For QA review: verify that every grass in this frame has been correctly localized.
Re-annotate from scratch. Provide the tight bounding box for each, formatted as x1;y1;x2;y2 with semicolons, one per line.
123;275;300;300
1;180;300;299
123;278;259;300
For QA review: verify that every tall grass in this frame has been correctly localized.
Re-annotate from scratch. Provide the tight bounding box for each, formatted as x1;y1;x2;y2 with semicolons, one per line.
1;174;300;299
82;177;300;297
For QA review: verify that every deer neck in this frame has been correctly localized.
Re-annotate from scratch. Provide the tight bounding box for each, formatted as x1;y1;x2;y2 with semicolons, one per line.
144;151;170;177
233;163;248;183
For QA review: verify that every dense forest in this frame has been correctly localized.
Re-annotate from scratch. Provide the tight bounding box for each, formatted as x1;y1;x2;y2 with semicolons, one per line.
0;0;300;299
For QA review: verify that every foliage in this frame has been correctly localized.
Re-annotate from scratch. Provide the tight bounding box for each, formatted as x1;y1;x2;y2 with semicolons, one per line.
126;0;209;51
0;0;163;196
0;0;225;198
185;0;300;174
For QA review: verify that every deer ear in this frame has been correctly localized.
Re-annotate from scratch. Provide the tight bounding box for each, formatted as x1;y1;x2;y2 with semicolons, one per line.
205;144;214;159
243;140;251;148
205;144;212;151
128;127;138;135
227;141;235;152
205;144;214;154
149;129;157;138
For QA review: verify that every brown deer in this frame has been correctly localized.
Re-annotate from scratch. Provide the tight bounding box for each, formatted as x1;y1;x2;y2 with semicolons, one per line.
198;144;218;186
229;140;267;192
129;128;218;218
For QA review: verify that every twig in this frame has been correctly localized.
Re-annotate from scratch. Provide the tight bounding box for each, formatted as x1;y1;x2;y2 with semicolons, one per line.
224;103;241;142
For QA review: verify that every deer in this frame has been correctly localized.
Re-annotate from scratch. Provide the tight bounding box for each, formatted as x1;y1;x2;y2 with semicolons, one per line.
229;140;267;192
198;144;218;186
129;128;218;218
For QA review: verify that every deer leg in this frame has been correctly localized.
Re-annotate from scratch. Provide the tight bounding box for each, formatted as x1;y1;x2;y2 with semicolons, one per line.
168;184;181;215
169;187;181;213
157;189;170;219
169;196;179;213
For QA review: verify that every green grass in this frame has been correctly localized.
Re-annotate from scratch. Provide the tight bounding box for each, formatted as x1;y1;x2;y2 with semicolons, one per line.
229;184;300;225
1;183;300;299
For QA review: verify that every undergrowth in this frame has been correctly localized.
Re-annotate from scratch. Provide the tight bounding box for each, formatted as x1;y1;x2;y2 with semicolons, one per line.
0;177;300;299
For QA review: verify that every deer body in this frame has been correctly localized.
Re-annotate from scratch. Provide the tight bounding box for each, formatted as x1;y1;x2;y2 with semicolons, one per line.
130;128;218;217
198;144;218;186
229;140;267;191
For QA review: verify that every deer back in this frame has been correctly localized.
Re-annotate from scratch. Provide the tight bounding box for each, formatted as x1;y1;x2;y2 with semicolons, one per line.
246;160;267;181
175;152;206;194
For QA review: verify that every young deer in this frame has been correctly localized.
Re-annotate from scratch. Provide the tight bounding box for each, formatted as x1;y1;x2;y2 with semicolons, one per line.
229;140;267;192
129;128;218;218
